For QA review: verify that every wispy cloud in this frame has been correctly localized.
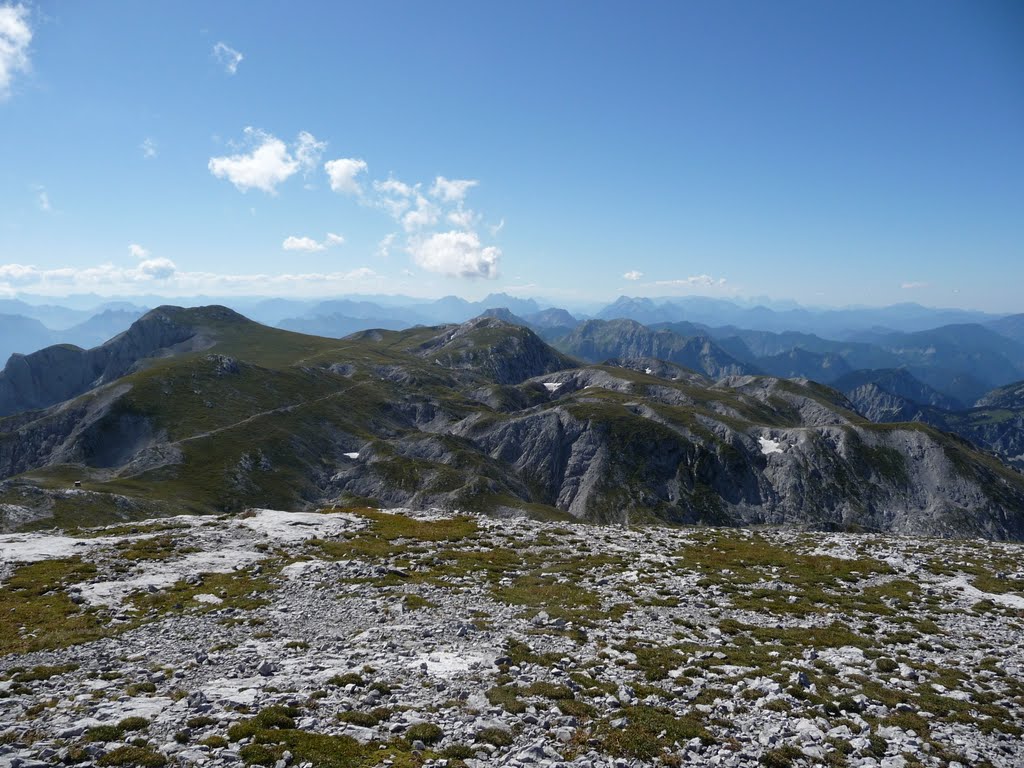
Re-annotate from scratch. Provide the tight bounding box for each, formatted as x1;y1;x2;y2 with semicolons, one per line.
212;41;243;75
128;243;149;259
140;137;157;159
35;185;50;212
900;281;928;289
376;233;397;259
294;131;326;176
0;258;381;297
401;195;439;232
282;232;344;252
623;270;643;281
654;275;726;288
430;176;478;203
0;3;31;100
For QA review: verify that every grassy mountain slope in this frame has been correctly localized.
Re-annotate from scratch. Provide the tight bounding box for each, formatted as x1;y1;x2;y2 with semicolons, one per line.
1;307;1023;540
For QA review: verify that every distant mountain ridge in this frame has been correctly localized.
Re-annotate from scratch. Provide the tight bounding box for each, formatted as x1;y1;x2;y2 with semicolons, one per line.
0;306;239;416
555;318;754;379
4;306;1024;540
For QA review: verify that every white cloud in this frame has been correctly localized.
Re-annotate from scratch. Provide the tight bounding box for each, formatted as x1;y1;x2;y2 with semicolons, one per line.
0;257;177;287
140;137;157;158
408;230;500;279
373;178;414;198
489;218;505;236
294;131;326;175
35;186;50;212
376;233;397;259
282;236;325;252
213;41;243;75
0;3;31;100
325;157;368;195
282;232;344;252
447;208;479;229
623;270;643;281
209;127;300;194
402;195;440;232
128;243;150;259
370;178;416;218
430;176;478;203
137;257;176;280
654;275;726;288
0;259;382;296
900;281;928;289
0;262;39;285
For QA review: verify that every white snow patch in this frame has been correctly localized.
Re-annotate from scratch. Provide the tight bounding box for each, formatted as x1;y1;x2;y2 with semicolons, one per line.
236;508;362;542
944;574;1024;610
645;367;653;375
543;382;562;392
758;436;784;455
343;452;360;459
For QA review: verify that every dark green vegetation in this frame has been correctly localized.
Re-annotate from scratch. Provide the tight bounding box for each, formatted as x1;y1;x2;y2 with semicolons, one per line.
2;305;1024;539
226;705;450;768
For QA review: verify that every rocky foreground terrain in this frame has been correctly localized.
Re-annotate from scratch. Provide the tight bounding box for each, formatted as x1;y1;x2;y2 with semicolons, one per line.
1;508;1023;768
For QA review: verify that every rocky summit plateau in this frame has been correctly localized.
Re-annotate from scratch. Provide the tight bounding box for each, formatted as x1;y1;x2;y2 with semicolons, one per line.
0;508;1023;768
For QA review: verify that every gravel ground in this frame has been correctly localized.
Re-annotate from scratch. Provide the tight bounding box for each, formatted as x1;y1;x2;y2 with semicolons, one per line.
1;508;1022;768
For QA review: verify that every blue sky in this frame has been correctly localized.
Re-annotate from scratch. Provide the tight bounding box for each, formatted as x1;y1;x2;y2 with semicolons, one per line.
1;1;1022;310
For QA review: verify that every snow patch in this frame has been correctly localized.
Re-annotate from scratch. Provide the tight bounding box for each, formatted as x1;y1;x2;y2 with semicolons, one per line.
758;436;784;455
343;452;360;459
645;367;653;375
543;382;562;392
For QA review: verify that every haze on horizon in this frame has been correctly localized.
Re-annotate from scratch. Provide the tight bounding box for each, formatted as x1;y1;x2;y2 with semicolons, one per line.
1;1;1021;312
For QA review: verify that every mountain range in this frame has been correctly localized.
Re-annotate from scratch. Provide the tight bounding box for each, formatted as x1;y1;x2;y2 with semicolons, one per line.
1;305;1024;541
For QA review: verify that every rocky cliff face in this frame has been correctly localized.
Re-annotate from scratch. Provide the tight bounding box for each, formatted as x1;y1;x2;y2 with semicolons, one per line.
557;319;753;379
0;306;244;417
